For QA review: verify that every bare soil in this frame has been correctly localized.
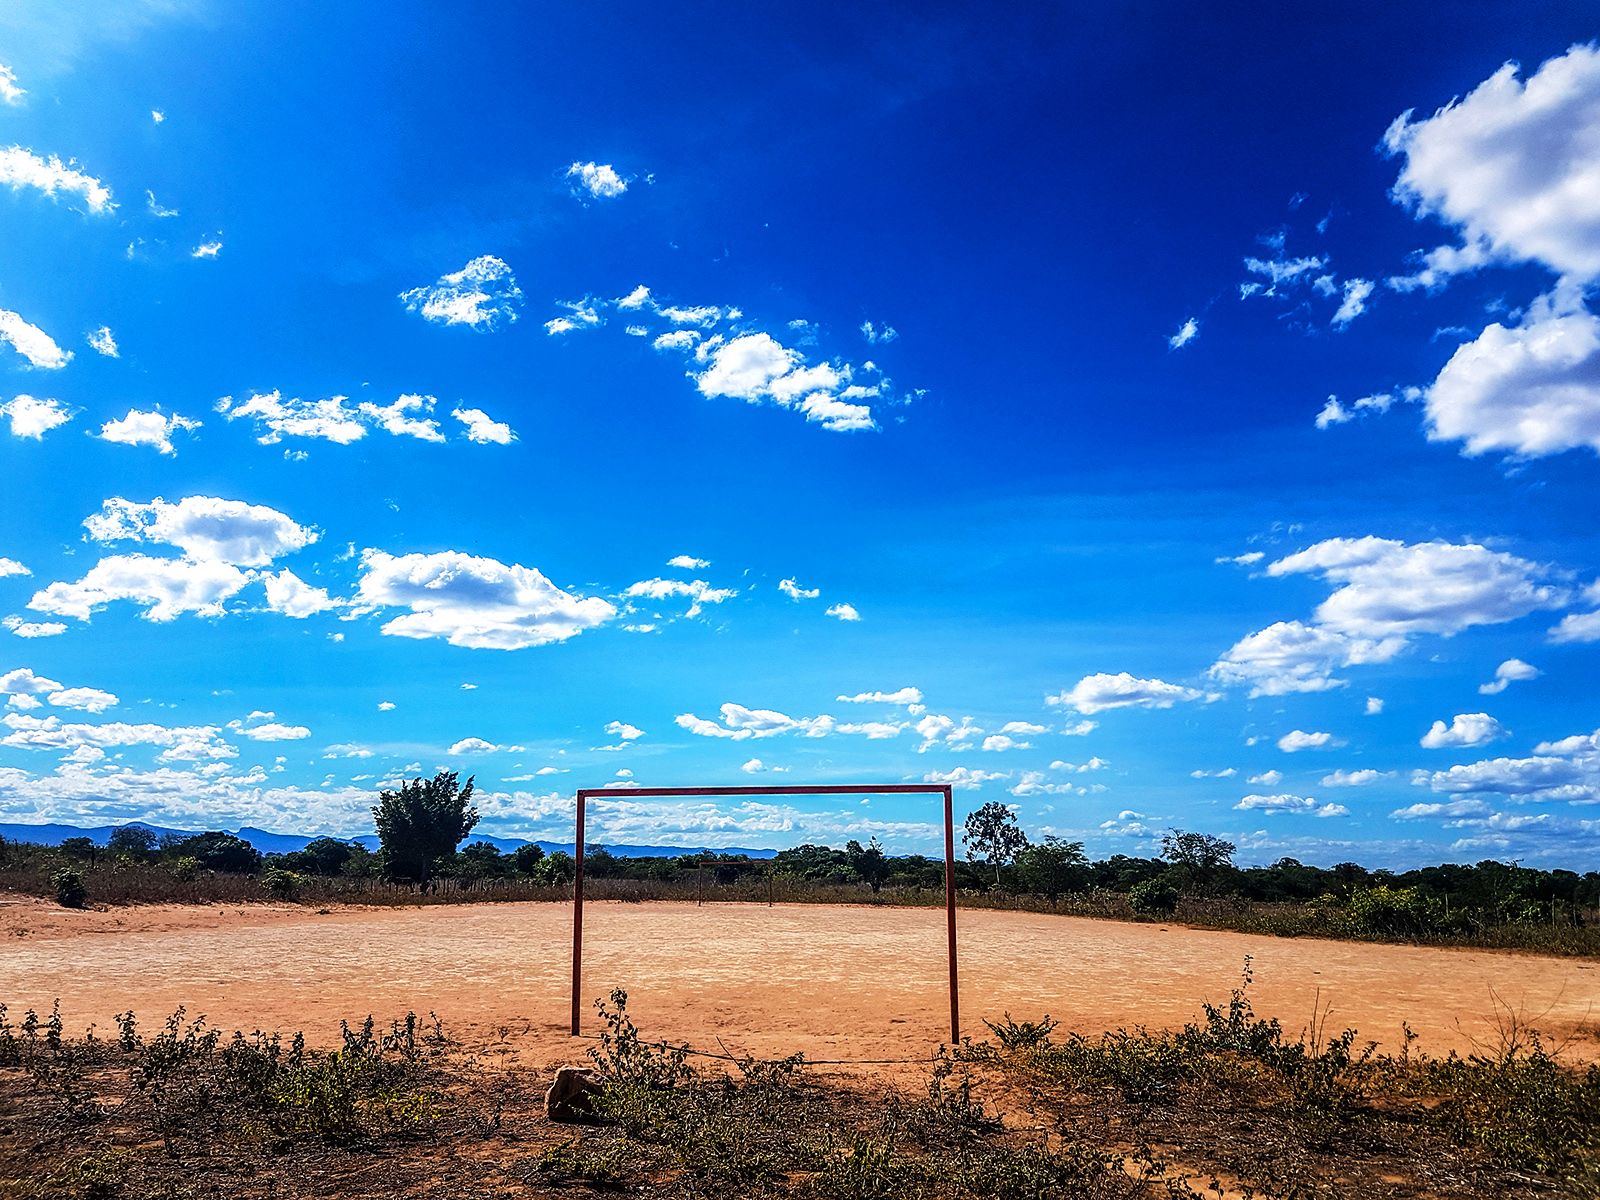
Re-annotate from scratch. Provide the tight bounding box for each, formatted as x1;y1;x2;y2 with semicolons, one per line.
2;897;1595;1068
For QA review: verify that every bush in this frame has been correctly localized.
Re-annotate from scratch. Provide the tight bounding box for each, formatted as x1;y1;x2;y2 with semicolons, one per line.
1128;877;1179;914
262;867;300;901
1345;885;1452;937
52;868;87;909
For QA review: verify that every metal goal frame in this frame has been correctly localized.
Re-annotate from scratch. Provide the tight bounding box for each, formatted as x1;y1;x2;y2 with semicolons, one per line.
570;783;961;1042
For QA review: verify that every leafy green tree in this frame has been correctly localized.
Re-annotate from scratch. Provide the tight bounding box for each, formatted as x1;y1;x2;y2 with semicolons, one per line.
772;843;851;882
1013;836;1089;900
58;836;97;865
107;825;158;861
846;837;891;893
456;840;510;880
963;802;1029;885
372;770;479;889
1160;829;1236;895
536;850;575;886
299;836;357;876
513;843;546;875
170;832;262;874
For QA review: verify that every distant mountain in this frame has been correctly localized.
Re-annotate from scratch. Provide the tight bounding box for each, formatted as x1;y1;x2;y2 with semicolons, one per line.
0;820;777;860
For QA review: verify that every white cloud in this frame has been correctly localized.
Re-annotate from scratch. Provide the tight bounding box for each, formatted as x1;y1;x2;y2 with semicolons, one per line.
1190;767;1237;779
451;406;516;445
1235;793;1348;817
0;668;62;696
798;393;877;432
653;330;699;352
1423;285;1600;459
1390;799;1491;820
30;555;253;623
1415;738;1600;804
399;256;523;329
2;712;234;761
191;239;222;259
0;311;72;369
691;332;877;432
1265;536;1563;639
1210;619;1404;696
544;298;603;336
1248;770;1283;786
1277;729;1340;752
239;722;310;742
623;577;736;619
95;409;201;455
1321;768;1388;787
45;687;117;713
1216;551;1264;566
1366;697;1385;715
1550;608;1600;643
617;286;651;310
218;391;366;446
1421;712;1507;749
923;767;1006;790
145;189;178;218
0;559;27;577
1384;45;1600;284
1061;719;1098;736
1314;391;1397;431
449;737;513;755
605;721;644;742
566;161;627;199
675;703;838;742
1;395;71;438
778;577;819;601
825;603;861;622
355;549;615;650
740;758;767;774
358;394;445;442
1168;317;1199;349
1480;658;1540;695
378;701;395;711
86;496;315;566
981;734;1030;752
262;569;339;618
150;109;164;124
1331;279;1374;326
2;616;65;638
0;65;24;105
667;555;709;570
0;146;114;213
1047;671;1201;715
87;326;118;357
838;687;922;707
1243;254;1327;289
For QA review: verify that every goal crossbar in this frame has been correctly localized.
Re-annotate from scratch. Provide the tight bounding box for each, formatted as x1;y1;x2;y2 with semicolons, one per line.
570;784;961;1042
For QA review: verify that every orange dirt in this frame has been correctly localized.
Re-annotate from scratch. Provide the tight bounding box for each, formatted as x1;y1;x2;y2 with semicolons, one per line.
2;897;1596;1071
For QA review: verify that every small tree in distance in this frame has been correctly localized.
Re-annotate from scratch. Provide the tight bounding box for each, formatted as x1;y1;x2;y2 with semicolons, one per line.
373;770;479;890
963;802;1029;886
846;836;891;893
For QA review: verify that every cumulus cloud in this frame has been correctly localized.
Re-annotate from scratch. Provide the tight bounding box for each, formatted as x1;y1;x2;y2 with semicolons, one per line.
1;395;71;437
1415;734;1600;804
0;65;24;105
451;406;515;445
667;555;709;570
0;311;72;369
399;256;523;329
1331;279;1374;326
1424;290;1600;459
1277;729;1340;752
449;736;517;755
1366;697;1385;715
675;703;838;742
85;496;315;567
778;577;819;601
262;569;340;618
604;721;644;743
1384;44;1600;285
1421;712;1507;749
923;767;1005;790
95;409;201;455
692;332;879;432
837;687;923;706
1248;770;1283;786
1168;317;1199;349
355;549;615;650
0;559;27;577
566;161;627;199
1480;658;1540;695
2;616;65;638
191;239;222;259
1321;768;1388;787
623;577;736;619
1048;672;1202;715
0;145;114;213
43;687;117;713
2;712;233;761
358;394;445;442
29;555;253;623
1210;619;1404;696
218;391;366;446
1235;793;1348;817
87;326;118;357
825;603;861;622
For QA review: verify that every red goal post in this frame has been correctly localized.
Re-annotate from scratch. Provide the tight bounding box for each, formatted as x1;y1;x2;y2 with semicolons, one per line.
570;784;961;1043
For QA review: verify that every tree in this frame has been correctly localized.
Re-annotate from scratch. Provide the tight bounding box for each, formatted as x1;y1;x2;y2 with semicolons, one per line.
1013;836;1089;900
1160;829;1237;896
58;836;98;865
513;843;546;875
170;832;262;874
963;802;1029;885
298;837;357;876
846;837;891;893
107;825;158;861
372;770;479;889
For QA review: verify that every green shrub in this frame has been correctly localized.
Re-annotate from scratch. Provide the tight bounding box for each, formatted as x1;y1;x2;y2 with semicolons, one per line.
52;868;87;909
1128;877;1179;914
1344;884;1452;937
262;867;300;900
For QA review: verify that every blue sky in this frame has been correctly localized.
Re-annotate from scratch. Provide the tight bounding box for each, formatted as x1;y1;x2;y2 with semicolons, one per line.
2;2;1599;867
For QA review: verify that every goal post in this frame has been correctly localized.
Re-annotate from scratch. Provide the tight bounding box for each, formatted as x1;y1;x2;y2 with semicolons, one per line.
569;783;961;1043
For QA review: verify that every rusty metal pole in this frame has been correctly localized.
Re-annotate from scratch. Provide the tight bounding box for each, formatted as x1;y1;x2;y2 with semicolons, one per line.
570;791;586;1036
943;784;960;1043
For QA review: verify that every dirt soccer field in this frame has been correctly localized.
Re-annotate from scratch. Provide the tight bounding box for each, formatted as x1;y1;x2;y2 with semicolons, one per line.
2;898;1596;1069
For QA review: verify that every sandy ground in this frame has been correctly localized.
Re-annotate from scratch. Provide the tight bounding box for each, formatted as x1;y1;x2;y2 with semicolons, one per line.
2;897;1596;1070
